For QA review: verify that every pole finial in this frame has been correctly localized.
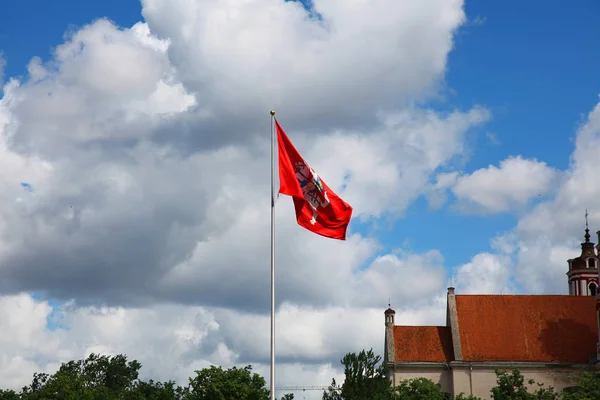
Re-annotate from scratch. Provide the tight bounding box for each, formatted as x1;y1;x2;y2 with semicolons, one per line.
270;110;275;116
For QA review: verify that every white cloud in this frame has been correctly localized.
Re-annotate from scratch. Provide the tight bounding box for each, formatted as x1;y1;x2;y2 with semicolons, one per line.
0;51;486;311
141;0;467;132
355;250;447;306
306;107;490;219
426;171;460;210
3;20;195;156
453;252;513;294
442;156;559;214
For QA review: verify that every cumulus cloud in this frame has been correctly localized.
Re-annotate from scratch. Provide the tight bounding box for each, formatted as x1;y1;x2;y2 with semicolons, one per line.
141;0;467;136
426;171;460;210
429;156;559;213
355;250;447;306
0;20;487;309
453;252;513;294
452;156;559;213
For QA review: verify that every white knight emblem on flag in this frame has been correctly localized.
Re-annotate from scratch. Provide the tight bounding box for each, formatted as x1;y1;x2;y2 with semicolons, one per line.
294;161;330;224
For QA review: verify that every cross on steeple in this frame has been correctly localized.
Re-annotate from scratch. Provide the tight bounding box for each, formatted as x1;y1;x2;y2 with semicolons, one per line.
585;209;591;243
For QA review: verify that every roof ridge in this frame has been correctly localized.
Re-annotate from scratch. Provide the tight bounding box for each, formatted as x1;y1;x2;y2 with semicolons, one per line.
455;294;577;297
394;325;448;328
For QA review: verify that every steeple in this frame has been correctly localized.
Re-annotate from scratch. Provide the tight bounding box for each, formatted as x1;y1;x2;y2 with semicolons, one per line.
581;209;596;258
566;211;599;296
585;209;591;243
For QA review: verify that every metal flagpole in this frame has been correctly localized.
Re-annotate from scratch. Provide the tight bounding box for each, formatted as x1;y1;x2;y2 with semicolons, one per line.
269;110;276;400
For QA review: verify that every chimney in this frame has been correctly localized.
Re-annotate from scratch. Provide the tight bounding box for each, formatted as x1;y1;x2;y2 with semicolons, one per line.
446;287;463;361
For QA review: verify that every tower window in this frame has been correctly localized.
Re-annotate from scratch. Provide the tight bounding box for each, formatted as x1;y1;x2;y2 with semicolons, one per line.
589;258;596;268
590;282;597;296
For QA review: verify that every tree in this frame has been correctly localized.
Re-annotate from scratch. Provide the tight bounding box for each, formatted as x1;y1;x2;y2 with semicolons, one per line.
455;394;481;400
561;370;600;400
490;368;558;400
127;379;188;400
186;365;269;400
19;353;143;400
393;377;450;400
16;353;184;400
0;390;19;400
8;354;592;400
2;353;298;400
322;349;393;400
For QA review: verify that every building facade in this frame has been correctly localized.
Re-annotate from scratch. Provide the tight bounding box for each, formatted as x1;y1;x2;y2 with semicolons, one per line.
384;228;600;399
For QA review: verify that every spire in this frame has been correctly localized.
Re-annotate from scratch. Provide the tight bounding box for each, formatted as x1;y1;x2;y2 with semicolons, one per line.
585;209;591;243
579;209;595;258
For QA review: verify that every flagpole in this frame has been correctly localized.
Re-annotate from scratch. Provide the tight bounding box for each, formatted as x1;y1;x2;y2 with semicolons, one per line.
269;109;276;400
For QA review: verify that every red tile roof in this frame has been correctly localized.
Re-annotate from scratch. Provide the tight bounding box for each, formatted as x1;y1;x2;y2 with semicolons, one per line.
394;326;454;362
455;295;597;363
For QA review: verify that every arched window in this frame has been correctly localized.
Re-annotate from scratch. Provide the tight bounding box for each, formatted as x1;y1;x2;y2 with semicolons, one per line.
589;258;596;268
590;282;597;296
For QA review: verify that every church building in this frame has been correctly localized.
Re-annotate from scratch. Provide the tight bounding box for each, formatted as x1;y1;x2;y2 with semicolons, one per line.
384;225;600;398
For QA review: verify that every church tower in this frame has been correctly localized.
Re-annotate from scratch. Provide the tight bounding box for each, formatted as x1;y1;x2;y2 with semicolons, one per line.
566;212;599;296
597;230;600;361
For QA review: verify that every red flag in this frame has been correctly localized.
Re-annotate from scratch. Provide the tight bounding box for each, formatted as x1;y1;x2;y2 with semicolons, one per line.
276;121;353;240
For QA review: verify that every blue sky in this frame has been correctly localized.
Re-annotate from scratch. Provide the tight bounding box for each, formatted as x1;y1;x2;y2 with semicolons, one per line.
1;0;599;272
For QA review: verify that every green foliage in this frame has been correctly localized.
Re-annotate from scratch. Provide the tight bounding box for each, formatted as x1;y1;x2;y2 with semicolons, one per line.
392;377;449;400
322;349;393;400
0;390;19;400
19;353;143;400
455;394;482;400
126;379;188;400
561;370;600;400
3;351;599;400
491;368;558;400
5;354;292;400
186;365;269;400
